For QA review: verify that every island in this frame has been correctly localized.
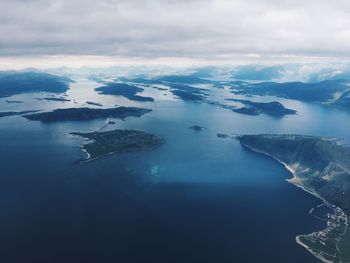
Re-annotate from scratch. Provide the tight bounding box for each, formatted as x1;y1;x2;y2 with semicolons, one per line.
0;71;72;97
40;97;71;102
217;133;230;138
117;74;212;85
238;134;350;263
95;76;211;102
86;101;103;107
70;129;164;162
151;86;168;91
168;84;208;101
6;100;23;104
0;110;39;118
154;75;212;84
189;125;205;131
226;99;297;116
207;99;296;116
95;83;154;102
23;107;151;122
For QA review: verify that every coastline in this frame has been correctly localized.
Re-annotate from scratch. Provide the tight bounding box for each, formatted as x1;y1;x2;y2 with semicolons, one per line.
240;141;348;263
295;236;333;263
76;134;165;164
81;147;91;160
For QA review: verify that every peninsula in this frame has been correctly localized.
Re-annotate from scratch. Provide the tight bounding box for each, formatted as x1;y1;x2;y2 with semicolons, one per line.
24;107;151;122
238;134;350;263
0;110;39;118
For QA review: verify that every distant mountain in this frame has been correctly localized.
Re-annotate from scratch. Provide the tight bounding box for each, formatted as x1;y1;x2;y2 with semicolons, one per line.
154;75;212;84
232;65;283;81
231;79;350;110
0;71;72;97
332;71;350;81
190;66;218;78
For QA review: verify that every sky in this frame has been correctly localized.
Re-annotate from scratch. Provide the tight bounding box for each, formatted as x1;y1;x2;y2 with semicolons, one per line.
1;0;350;68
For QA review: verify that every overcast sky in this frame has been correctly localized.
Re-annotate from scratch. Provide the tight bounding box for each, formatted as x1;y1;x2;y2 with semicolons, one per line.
1;0;350;67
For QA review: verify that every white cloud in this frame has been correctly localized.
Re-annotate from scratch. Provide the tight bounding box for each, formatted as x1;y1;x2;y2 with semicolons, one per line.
1;0;350;65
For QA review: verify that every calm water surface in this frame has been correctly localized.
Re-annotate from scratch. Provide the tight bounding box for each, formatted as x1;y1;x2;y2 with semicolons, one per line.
0;79;350;263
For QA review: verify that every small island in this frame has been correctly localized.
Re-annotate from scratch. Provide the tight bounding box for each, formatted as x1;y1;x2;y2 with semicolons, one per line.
6;100;23;104
41;97;71;102
71;129;164;162
86;101;103;107
24;107;151;122
226;99;297;116
0;110;39;118
217;133;230;138
189;125;205;131
238;134;350;263
169;84;208;101
95;83;154;102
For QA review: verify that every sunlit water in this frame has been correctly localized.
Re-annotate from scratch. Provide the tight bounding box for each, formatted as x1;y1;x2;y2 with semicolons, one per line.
1;79;350;263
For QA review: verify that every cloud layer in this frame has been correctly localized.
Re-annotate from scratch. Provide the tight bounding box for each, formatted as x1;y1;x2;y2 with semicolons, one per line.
1;0;350;62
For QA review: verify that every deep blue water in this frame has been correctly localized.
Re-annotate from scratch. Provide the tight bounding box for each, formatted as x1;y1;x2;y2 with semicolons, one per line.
1;79;350;263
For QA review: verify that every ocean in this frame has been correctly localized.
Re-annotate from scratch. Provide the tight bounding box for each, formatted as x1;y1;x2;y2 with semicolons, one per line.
0;79;349;262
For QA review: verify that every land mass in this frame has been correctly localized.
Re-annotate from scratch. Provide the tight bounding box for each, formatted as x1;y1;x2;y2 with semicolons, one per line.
189;125;205;131
95;83;154;102
6;100;23;104
24;107;151;122
227;99;297;116
207;99;296;116
118;77;210;102
40;97;71;102
154;75;212;84
230;80;350;110
169;84;209;101
70;129;164;162
0;71;72;97
238;134;350;263
86;101;103;107
0;110;39;118
117;75;212;85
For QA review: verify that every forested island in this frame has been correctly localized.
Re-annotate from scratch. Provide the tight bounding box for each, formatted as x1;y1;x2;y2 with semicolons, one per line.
96;83;154;102
226;99;297;116
71;129;164;162
24;107;151;122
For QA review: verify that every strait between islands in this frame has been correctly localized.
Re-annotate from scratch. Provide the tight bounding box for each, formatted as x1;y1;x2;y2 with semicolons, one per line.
19;106;165;163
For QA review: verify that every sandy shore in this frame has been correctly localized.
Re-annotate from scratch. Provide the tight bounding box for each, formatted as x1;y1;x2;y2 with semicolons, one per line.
240;142;348;263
